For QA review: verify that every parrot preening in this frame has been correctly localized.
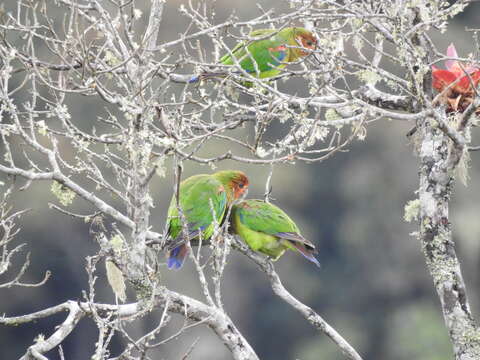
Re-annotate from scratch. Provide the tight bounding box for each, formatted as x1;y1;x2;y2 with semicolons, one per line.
231;199;320;267
189;27;317;83
166;170;249;269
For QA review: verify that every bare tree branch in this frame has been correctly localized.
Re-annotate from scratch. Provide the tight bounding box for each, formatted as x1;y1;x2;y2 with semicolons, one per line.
234;238;363;360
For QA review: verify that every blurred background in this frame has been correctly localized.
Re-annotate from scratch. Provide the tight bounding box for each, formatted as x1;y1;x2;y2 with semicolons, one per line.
2;1;480;359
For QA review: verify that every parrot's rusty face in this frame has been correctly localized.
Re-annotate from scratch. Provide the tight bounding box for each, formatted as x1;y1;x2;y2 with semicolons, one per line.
296;32;317;56
231;173;249;200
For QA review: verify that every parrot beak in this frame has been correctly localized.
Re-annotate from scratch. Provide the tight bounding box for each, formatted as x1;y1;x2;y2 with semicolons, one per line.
236;188;248;203
241;188;248;201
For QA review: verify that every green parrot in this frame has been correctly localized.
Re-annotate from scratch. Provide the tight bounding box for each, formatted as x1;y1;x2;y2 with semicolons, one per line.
166;170;249;269
189;27;317;83
231;199;320;267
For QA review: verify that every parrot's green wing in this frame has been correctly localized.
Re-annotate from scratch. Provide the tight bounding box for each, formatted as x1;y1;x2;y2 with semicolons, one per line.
233;199;303;238
220;29;290;77
235;199;316;250
233;199;319;267
167;175;227;247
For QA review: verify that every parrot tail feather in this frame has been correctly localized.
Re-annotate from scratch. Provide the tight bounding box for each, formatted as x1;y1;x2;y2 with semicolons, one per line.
167;244;189;269
188;75;201;83
289;242;321;268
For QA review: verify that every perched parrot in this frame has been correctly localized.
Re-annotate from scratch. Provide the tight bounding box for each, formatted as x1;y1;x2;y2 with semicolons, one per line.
166;170;249;269
231;199;320;267
189;27;317;83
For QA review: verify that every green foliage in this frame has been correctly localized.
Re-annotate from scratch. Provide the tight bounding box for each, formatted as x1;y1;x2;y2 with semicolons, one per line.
355;70;381;85
50;181;76;206
404;199;420;222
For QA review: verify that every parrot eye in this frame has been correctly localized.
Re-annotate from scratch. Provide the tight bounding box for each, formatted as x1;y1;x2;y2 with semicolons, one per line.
306;40;313;46
238;183;244;189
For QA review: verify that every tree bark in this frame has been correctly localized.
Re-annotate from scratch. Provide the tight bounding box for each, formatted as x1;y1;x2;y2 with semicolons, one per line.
418;114;480;360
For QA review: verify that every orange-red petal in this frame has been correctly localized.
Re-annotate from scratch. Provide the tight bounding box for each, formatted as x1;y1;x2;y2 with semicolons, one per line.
455;70;480;93
432;69;457;91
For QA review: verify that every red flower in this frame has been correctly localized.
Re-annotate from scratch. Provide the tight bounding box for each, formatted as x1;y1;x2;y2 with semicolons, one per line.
432;43;480;112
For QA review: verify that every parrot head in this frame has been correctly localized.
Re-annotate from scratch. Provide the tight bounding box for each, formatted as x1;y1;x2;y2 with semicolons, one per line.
231;173;249;200
213;170;249;202
432;43;480;113
293;28;317;56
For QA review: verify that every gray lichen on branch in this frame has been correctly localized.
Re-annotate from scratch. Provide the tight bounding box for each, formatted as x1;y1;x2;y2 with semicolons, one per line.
417;113;480;360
